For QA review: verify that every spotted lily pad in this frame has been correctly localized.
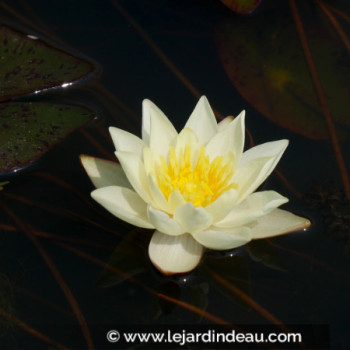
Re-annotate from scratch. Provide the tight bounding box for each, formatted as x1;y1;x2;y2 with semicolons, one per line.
220;0;261;14
0;25;96;102
215;2;350;139
0;103;95;175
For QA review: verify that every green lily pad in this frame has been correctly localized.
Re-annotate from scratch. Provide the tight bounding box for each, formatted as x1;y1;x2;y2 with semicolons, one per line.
0;103;95;175
0;25;96;102
215;2;350;139
220;0;261;15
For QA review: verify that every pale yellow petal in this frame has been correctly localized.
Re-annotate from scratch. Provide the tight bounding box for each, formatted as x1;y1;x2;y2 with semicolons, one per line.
192;226;251;250
168;190;186;213
233;156;275;203
148;231;203;275
239;139;289;180
204;188;238;223
215;190;288;228
185;96;218;144
174;202;213;234
142;99;177;155
80;155;131;189
206;110;245;163
147;205;185;236
109;127;144;157
91;186;153;228
143;147;157;175
174;127;200;167
217;116;233;132
239;140;289;194
115;151;151;203
249;208;311;239
148;174;171;213
142;99;152;146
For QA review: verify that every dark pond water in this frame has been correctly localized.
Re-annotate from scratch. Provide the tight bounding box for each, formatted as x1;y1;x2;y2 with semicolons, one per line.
0;0;349;349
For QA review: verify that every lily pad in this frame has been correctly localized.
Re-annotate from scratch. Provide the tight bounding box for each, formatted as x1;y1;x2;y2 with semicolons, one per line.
220;0;262;15
0;103;95;175
215;1;350;139
0;25;96;102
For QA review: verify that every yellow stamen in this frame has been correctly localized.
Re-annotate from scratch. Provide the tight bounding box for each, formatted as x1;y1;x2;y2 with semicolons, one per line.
156;145;237;207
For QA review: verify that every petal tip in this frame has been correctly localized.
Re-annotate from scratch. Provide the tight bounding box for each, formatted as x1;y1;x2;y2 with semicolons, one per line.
281;139;289;148
79;153;89;164
236;110;246;119
304;218;312;229
79;154;93;174
142;98;157;112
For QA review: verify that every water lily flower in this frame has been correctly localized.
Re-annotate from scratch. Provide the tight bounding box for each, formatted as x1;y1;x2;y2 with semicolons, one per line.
80;97;310;275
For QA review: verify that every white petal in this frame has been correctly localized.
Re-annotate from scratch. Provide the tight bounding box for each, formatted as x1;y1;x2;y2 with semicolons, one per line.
192;226;251;250
174;127;200;166
148;231;203;275
215;190;288;228
174;202;213;234
233;156;274;202
204;189;238;223
217;116;233;132
147;205;185;236
142;99;177;155
249;208;310;239
234;139;290;203
142;99;151;146
240;139;288;171
149;115;178;158
185;96;218;144
115;151;151;203
80;155;131;189
148;174;171;213
91;186;153;228
206;110;245;163
168;190;186;213
142;147;156;175
109;127;144;157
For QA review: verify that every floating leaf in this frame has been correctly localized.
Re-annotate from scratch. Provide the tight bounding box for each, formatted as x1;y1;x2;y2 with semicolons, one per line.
215;2;350;139
220;0;261;15
0;26;96;102
0;103;95;175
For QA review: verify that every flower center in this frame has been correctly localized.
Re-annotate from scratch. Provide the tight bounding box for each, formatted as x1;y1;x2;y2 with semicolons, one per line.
155;144;237;207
